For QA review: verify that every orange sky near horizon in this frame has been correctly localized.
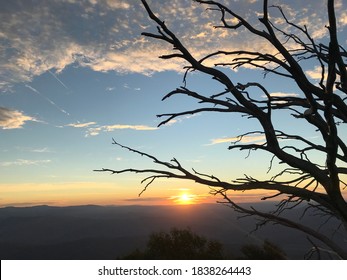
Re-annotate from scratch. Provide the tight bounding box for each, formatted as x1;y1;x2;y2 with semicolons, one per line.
0;180;280;207
2;179;345;208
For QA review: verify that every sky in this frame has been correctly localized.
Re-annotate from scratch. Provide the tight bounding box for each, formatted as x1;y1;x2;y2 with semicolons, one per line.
0;0;346;207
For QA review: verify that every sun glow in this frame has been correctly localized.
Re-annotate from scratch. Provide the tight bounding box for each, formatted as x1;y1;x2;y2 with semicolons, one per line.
175;193;195;205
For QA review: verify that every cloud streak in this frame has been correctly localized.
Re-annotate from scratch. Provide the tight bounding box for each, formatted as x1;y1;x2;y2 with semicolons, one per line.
0;159;51;167
86;123;158;137
267;92;300;98
66;122;97;128
103;124;158;131
66;121;158;136
30;147;53;153
209;134;266;145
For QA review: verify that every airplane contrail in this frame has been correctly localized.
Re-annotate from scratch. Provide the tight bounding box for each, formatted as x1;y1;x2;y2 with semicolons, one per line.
25;84;70;116
48;70;69;91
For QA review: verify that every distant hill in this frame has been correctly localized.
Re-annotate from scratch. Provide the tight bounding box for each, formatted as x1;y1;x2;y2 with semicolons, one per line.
0;203;345;259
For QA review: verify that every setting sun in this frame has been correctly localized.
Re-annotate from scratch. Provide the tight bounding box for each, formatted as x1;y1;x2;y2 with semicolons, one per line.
175;193;195;205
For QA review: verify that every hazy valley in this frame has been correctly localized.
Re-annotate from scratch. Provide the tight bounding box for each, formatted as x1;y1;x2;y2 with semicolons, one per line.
0;203;345;260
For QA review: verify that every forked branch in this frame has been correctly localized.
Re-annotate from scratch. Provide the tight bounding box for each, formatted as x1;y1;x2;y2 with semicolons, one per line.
98;0;347;258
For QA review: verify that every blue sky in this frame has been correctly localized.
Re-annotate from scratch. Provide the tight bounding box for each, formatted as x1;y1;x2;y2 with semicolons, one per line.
1;0;346;206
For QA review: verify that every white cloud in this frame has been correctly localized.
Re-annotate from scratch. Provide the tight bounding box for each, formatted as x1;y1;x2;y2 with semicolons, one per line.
191;32;207;39
86;127;102;137
85;48;186;75
83;123;158;137
105;0;130;10
165;119;178;126
0;107;36;129
338;11;347;26
305;66;328;83
0;159;51;167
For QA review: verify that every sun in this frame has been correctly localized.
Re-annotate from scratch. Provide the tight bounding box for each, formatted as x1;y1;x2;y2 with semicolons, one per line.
181;194;190;202
176;193;194;205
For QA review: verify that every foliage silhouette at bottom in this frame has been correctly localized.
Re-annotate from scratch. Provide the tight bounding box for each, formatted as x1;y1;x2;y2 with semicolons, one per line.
121;228;286;260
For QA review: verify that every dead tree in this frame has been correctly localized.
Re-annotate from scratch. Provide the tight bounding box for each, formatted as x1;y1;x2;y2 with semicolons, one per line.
96;0;347;259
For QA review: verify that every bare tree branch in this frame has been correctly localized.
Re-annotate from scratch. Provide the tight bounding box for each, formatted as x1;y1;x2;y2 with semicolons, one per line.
214;189;347;259
97;0;347;259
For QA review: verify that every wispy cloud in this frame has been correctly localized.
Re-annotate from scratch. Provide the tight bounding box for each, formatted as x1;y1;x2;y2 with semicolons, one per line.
305;66;324;80
66;122;97;128
17;146;53;153
66;121;158;136
209;134;266;145
104;124;158;131
123;83;141;91
162;114;201;127
104;0;131;10
0;107;36;129
165;120;178;126
305;66;329;86
0;159;51;167
340;13;347;26
30;147;53;153
85;123;158;137
86;127;102;137
266;92;300;98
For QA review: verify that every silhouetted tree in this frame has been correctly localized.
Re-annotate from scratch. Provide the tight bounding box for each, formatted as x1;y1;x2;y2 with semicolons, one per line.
241;240;286;260
96;0;347;258
122;228;228;260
